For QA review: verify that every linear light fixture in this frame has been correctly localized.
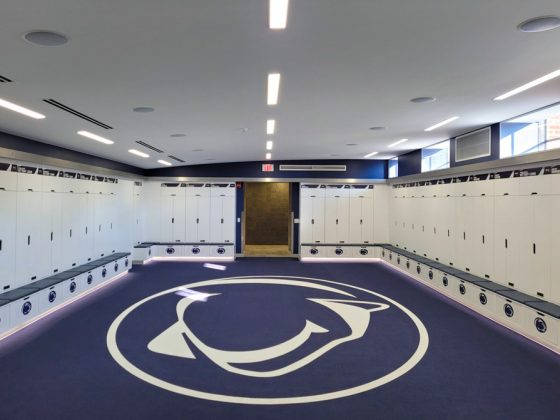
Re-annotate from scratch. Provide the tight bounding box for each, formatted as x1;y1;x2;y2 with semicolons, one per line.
266;153;272;160
266;140;274;150
364;151;378;158
77;130;114;145
128;149;150;158
269;0;289;29
424;116;459;132
494;69;560;101
158;160;172;166
267;73;281;105
0;98;45;119
388;138;408;148
267;119;276;135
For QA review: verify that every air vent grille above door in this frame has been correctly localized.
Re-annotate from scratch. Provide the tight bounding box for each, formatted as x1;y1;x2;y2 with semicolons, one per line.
43;99;113;129
455;127;491;162
136;141;164;153
168;155;185;163
280;164;347;171
0;75;13;83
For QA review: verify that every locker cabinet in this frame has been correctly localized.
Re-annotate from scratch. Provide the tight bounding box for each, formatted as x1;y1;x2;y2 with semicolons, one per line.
186;185;211;243
0;300;10;335
0;189;17;291
161;186;186;243
42;192;63;274
299;186;325;244
210;186;236;243
348;187;374;244
324;186;349;244
7;287;41;327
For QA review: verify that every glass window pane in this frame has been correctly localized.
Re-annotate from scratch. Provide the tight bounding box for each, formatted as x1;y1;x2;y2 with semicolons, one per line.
421;140;450;172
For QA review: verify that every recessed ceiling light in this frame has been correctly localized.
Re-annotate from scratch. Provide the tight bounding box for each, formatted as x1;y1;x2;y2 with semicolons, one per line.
266;153;272;160
388;138;408;148
518;16;560;32
410;97;436;104
364;152;378;158
266;119;276;135
23;30;69;46
170;133;186;138
128;149;150;158
77;130;114;145
192;149;204;152
346;143;357;146
269;0;289;29
133;107;155;113
267;73;281;105
424;116;459;132
0;98;46;119
369;126;385;131
493;69;560;101
266;140;274;150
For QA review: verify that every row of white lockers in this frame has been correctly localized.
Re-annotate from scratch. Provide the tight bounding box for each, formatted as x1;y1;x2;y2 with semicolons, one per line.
142;183;236;244
0;184;138;292
392;167;560;198
379;249;560;351
299;184;375;244
0;255;130;337
389;191;560;305
300;245;376;258
133;244;235;262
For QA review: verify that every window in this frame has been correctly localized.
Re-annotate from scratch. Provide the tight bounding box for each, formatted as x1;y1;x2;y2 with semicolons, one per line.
388;157;398;178
500;102;560;159
421;140;450;172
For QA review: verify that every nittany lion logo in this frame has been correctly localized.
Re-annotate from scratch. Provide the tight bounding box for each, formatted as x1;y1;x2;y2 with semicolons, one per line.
107;276;428;405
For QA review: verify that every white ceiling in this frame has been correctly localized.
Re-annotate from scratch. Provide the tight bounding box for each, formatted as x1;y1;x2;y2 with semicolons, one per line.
0;0;559;169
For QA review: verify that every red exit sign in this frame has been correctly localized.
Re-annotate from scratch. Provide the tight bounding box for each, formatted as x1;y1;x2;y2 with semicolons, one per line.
262;164;274;172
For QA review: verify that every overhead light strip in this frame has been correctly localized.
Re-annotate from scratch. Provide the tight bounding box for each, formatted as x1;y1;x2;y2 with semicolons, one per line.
266;140;274;150
388;139;408;148
0;98;45;119
364;151;378;158
158;160;172;166
266;119;276;135
269;0;289;29
494;69;560;101
266;153;272;160
424;116;459;132
267;73;281;105
129;149;150;158
77;130;114;145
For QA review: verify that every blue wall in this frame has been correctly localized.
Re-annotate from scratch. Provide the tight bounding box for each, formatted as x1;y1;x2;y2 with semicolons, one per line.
146;159;387;179
397;150;422;177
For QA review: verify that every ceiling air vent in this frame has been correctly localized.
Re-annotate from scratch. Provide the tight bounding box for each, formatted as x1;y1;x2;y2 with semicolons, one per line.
280;164;347;171
455;127;491;162
43;99;113;129
168;155;185;163
0;75;13;83
136;141;164;153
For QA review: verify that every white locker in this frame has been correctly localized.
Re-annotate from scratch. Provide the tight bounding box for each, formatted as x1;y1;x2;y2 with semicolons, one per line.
0;166;17;191
83;194;96;262
299;186;325;244
348;188;374;244
187;194;211;243
132;184;143;244
325;187;349;244
42;192;63;274
62;192;82;267
161;187;186;243
0;189;17;291
210;191;236;243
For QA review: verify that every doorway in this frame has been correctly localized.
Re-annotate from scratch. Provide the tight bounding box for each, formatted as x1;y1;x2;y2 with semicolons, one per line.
243;182;292;256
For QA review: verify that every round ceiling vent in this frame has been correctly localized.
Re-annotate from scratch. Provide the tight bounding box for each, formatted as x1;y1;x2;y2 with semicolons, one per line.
410;96;436;104
23;30;69;46
133;107;155;113
518;16;560;32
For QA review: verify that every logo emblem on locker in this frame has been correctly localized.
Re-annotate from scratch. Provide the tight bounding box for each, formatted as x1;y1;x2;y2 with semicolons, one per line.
534;317;547;333
70;281;77;293
107;276;429;404
48;291;57;303
87;274;93;285
22;301;32;316
335;248;344;256
504;304;514;318
459;284;466;295
442;276;448;287
192;247;201;255
166;247;176;255
217;247;226;255
102;268;107;278
479;293;487;305
310;248;319;255
360;248;368;256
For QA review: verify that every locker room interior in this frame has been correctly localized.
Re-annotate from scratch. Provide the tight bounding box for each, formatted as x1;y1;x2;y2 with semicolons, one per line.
1;1;560;419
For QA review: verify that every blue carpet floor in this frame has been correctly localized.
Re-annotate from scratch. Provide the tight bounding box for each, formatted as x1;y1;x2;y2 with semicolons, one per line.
0;259;559;419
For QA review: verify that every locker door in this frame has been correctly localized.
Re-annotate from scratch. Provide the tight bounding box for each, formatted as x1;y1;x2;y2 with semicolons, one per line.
493;195;509;286
186;194;198;242
84;193;96;262
222;195;236;243
196;195;212;242
454;195;471;271
160;193;174;242
63;193;81;266
93;194;106;258
210;195;224;243
312;195;326;243
348;196;362;244
299;196;313;243
172;195;187;242
510;195;533;293
549;195;560;305
527;195;551;299
471;195;494;279
0;189;17;290
324;195;337;243
16;191;44;285
44;192;63;274
336;192;350;244
441;196;456;265
361;196;374;244
133;190;142;244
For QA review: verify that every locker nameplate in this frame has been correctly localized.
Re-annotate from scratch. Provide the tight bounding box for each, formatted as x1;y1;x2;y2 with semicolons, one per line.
543;165;560;175
513;167;542;177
